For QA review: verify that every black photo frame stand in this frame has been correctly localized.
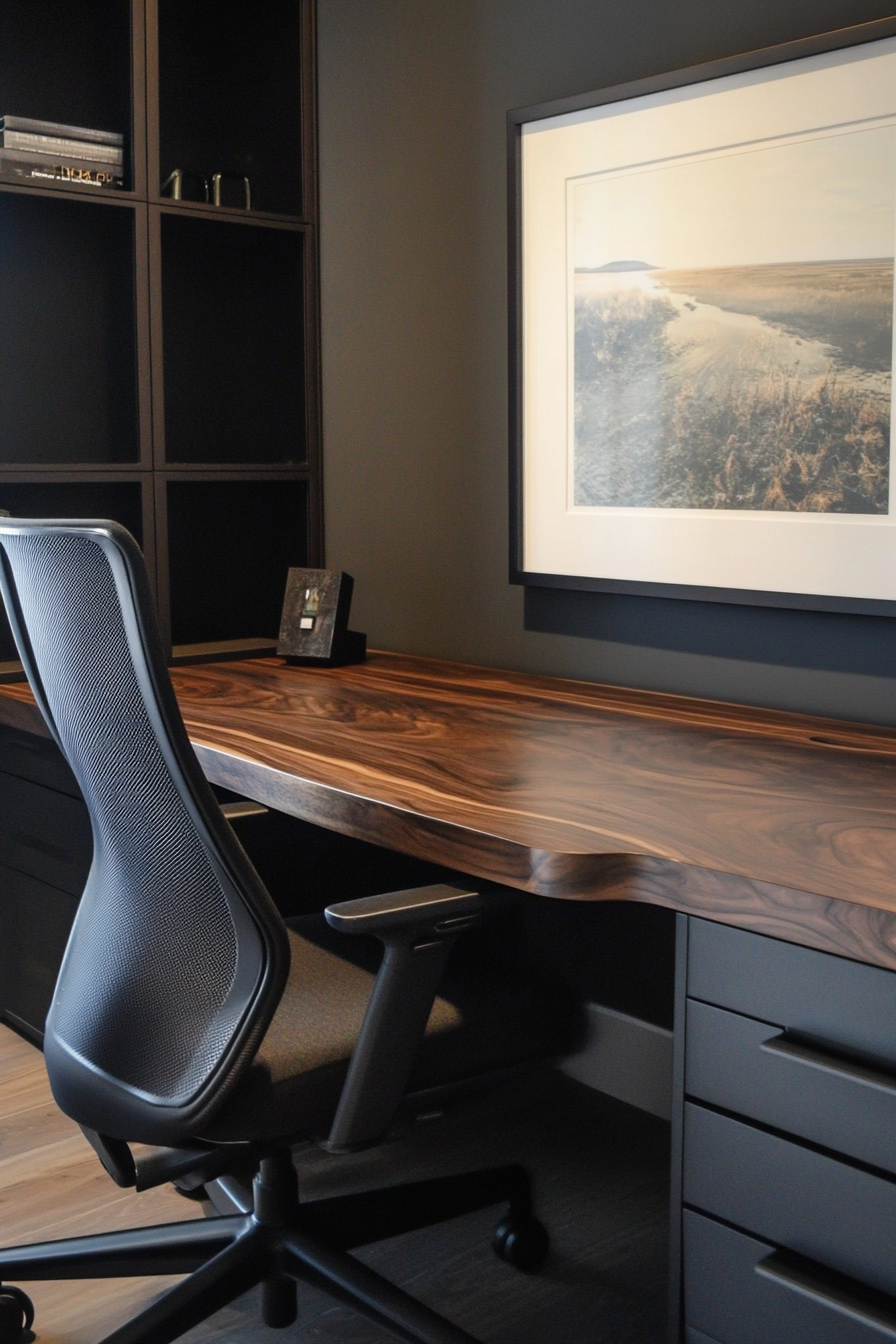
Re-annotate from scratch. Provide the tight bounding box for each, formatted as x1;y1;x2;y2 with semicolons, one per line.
277;568;367;667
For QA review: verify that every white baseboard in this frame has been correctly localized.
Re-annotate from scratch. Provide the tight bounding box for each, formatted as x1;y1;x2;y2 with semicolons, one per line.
560;1003;674;1121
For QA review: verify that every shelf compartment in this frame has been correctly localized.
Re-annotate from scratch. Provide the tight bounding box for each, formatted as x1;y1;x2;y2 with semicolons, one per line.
0;478;145;537
0;0;136;194
157;213;306;465
153;0;305;217
0;193;141;465
162;476;309;646
0;478;149;661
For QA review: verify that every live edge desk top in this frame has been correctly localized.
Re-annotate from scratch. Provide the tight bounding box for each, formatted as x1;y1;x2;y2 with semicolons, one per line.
2;650;896;973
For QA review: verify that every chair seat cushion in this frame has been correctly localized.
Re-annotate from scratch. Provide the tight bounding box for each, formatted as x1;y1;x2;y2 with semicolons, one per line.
202;911;584;1143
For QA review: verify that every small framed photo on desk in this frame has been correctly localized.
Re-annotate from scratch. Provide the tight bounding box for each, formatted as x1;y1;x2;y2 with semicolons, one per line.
277;568;366;666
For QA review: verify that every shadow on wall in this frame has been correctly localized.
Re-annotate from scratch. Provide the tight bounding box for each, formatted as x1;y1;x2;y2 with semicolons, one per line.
525;586;896;682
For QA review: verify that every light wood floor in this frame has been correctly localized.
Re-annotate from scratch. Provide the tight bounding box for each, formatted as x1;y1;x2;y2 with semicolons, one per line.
0;1023;672;1343
0;1024;202;1343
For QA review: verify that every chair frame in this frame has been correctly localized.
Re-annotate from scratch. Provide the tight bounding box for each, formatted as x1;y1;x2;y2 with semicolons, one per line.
0;1150;543;1344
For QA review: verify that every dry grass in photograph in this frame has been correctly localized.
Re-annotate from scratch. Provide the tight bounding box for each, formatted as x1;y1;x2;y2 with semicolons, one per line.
573;260;893;513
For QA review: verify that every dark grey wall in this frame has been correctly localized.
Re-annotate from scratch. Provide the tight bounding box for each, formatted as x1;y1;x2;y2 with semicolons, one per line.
317;0;896;724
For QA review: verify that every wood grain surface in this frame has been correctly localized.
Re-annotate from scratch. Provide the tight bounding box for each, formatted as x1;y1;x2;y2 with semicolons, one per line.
3;650;896;968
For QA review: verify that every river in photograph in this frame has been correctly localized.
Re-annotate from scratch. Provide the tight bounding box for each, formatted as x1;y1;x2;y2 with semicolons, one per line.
573;262;893;513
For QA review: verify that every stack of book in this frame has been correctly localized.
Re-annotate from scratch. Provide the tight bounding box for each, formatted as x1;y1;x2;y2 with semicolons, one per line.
0;116;124;190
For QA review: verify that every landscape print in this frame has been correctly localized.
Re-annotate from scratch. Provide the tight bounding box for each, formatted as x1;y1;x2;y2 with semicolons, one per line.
573;123;896;513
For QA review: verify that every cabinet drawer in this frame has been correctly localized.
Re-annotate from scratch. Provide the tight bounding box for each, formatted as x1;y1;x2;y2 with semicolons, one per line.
0;864;77;1039
0;725;80;798
0;772;91;895
684;1103;896;1298
684;1210;896;1344
686;998;896;1173
688;919;896;1067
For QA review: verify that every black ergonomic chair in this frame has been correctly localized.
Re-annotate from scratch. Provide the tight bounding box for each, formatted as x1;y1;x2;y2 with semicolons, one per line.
0;518;582;1344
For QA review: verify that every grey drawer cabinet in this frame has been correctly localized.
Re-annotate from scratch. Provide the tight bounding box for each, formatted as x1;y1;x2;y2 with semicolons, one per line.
674;917;896;1343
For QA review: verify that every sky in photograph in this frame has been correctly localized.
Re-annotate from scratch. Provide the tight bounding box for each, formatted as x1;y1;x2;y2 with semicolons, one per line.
574;122;896;271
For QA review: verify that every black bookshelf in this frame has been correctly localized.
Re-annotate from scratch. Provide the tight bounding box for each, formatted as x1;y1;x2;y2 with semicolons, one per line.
0;0;320;658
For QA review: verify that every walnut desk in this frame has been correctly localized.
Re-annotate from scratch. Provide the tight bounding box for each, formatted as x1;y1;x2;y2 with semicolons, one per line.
185;651;896;972
2;650;896;1341
1;648;895;968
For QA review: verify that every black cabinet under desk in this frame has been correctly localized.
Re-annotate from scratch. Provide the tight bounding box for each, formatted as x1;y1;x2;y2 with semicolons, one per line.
0;726;90;1040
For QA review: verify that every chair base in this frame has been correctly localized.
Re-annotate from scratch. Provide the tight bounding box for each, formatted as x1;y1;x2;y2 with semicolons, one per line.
0;1152;547;1344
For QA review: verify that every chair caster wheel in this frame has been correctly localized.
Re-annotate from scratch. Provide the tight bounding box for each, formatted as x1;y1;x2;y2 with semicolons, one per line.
492;1214;549;1272
173;1179;208;1201
0;1286;34;1343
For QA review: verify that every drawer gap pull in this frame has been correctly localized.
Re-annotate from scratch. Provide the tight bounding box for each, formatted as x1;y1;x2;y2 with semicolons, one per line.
760;1032;896;1096
757;1250;896;1338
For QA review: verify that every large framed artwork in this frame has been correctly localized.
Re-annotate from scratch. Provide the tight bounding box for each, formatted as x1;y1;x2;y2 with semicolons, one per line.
509;18;896;612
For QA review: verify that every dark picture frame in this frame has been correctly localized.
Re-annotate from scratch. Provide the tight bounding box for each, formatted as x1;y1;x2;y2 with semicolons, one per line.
509;16;896;615
277;568;366;666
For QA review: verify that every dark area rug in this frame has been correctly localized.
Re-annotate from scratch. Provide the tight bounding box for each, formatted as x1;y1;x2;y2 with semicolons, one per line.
180;1069;670;1343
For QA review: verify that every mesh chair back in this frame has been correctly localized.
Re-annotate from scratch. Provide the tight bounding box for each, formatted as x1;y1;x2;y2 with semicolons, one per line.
0;520;289;1144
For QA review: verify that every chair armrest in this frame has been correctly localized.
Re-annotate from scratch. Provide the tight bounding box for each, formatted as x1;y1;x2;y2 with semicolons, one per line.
323;884;488;1152
220;799;269;822
325;883;482;938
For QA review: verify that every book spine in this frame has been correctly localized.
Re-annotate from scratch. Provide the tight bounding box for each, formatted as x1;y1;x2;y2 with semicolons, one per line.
0;116;123;146
0;130;123;165
0;152;123;189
